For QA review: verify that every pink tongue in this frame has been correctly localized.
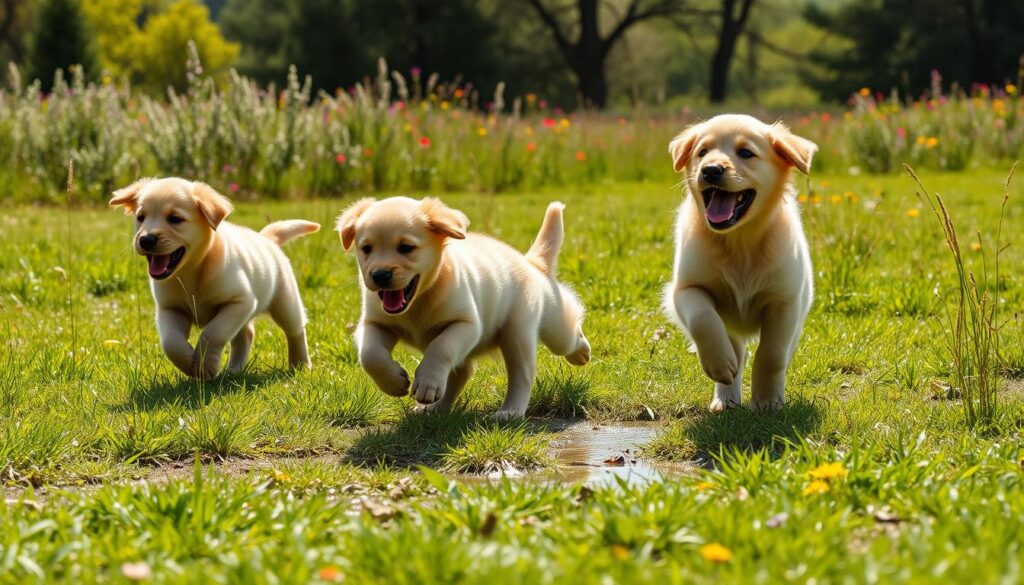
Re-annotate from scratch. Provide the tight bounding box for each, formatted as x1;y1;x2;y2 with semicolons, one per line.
706;191;739;223
382;289;406;312
148;254;170;277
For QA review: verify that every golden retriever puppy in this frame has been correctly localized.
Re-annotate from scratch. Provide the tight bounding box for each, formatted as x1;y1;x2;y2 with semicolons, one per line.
663;114;817;413
337;196;591;419
110;177;320;379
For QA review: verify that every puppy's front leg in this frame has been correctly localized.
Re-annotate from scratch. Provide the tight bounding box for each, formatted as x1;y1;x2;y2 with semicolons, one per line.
158;308;195;377
673;286;737;385
193;299;258;380
357;322;409;397
751;304;803;413
414;320;482;404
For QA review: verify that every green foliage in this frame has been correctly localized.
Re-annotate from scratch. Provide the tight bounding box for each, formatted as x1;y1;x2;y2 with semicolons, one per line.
26;0;97;91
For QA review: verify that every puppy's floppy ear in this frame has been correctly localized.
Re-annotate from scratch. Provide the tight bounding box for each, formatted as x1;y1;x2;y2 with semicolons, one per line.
421;197;469;240
336;198;376;250
109;178;152;214
668;126;699;173
192;182;233;229
769;123;818;175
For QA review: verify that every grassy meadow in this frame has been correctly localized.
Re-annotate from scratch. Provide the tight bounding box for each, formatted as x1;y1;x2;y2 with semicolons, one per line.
2;162;1024;581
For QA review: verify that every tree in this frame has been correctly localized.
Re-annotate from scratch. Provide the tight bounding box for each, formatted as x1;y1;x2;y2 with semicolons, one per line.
26;0;97;91
81;0;143;78
0;0;32;65
707;0;755;103
135;0;238;92
218;0;291;86
522;0;681;108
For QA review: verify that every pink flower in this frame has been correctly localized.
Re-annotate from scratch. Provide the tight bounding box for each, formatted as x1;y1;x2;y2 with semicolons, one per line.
410;66;422;77
335;153;347;164
229;182;240;193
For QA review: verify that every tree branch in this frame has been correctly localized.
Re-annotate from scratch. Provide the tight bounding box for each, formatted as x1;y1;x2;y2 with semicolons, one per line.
603;0;680;55
524;0;577;65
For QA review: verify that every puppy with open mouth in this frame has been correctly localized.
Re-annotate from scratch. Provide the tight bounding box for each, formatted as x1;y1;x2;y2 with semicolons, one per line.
110;177;320;379
663;114;817;412
337;196;591;420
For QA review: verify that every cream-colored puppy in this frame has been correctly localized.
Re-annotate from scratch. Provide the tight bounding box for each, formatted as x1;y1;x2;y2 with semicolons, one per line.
337;197;591;419
663;114;816;412
110;177;320;379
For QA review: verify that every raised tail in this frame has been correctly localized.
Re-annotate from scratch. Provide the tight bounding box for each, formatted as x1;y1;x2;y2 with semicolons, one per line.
525;202;565;275
260;220;321;246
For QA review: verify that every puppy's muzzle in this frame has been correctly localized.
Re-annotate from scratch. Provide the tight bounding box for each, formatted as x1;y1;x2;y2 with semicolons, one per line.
139;233;159;252
701;164;726;184
371;268;393;288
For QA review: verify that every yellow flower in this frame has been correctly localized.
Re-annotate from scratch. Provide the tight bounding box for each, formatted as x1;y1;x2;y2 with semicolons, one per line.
810;195;823;205
525;93;537;104
858;87;871;97
808;462;847;480
797;194;808;203
925;137;939;149
102;75;112;85
699;543;733;563
611;544;630;560
440;101;450;110
830;195;842;204
102;339;122;349
696;481;713;491
971;241;982;252
477;127;487;137
1007;84;1018;96
559;118;571;128
271;469;291;484
525;127;534;136
906;208;920;218
802;480;830;496
916;135;927;145
403;123;412;133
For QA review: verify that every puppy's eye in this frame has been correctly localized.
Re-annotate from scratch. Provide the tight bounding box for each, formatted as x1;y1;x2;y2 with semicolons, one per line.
361;245;372;255
697;148;708;158
167;215;184;225
136;214;145;223
737;148;755;159
397;243;416;254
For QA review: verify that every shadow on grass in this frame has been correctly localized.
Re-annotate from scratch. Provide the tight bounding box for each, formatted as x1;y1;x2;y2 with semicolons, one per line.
345;407;550;469
647;396;825;465
113;369;291;412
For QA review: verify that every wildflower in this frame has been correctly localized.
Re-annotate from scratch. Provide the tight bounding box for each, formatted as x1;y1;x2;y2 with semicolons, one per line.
808;462;847;480
538;99;548;109
575;151;587;162
896;127;907;139
319;566;342;581
696;481;713;491
102;75;111;85
699;543;733;563
418;136;431;149
525;93;537;104
526;142;537;153
271;469;291;484
335;153;347;164
525;127;534;136
559;118;571;128
542;117;556;129
916;135;927;146
477;127;487;137
971;241;982;252
1007;84;1018;95
102;339;122;349
797;194;808;203
440;101;450;111
906;208;920;218
121;562;152;581
830;195;842;204
820;112;832;123
858;87;871;97
611;544;630;560
454;89;465;99
229;183;240;193
403;123;412;133
410;66;422;77
810;195;823;205
802;480;830;496
925;137;939;149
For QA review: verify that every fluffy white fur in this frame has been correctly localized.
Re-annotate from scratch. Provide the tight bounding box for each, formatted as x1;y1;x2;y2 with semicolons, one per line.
337;196;591;419
110;177;320;379
662;114;817;412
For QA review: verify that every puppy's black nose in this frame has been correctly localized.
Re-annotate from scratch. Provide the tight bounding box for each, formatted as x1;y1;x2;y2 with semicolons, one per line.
371;269;393;288
701;164;725;183
139;234;158;252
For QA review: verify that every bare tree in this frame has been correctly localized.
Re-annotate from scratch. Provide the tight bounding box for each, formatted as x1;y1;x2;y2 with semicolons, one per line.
708;0;756;103
523;0;681;108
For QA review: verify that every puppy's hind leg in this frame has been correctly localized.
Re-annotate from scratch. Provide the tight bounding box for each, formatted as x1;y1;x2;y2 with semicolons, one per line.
227;321;255;374
539;283;591;366
493;323;540;421
710;336;746;412
269;284;312;371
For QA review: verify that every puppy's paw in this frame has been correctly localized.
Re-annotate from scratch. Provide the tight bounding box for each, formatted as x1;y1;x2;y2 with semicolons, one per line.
374;366;410;397
412;367;447;404
698;349;738;386
752;393;784;414
192;347;223;380
709;383;741;413
412;401;447;415
489;408;526;422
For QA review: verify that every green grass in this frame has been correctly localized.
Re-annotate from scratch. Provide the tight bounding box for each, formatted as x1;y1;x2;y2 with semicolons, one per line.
1;168;1024;580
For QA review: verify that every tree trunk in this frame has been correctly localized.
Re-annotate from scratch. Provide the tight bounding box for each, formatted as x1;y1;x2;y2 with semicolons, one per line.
574;0;608;108
709;27;739;103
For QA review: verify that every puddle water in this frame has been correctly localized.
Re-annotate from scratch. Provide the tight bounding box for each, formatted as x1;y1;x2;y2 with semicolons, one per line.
542;422;693;487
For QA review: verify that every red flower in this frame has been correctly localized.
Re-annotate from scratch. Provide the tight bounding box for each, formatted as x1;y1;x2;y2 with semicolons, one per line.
526;142;537;153
542;118;556;128
335;153;347;164
419;136;432;148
